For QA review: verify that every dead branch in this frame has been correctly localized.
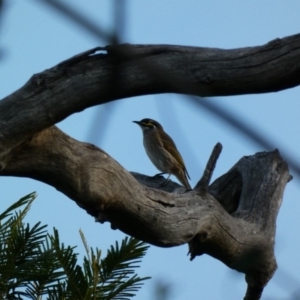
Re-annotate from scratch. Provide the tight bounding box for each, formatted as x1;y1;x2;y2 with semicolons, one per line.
1;33;300;155
0;34;295;299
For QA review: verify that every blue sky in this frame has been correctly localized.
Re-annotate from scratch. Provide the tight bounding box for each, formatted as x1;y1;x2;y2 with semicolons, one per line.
1;1;300;299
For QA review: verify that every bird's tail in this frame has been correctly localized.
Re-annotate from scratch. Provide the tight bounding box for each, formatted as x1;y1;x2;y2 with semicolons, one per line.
175;168;191;190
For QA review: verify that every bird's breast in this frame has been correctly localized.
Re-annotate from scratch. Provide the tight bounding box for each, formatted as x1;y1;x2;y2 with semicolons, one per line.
144;136;168;172
143;134;170;173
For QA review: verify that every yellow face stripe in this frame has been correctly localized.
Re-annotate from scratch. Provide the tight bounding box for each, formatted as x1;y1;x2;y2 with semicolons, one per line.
142;122;154;127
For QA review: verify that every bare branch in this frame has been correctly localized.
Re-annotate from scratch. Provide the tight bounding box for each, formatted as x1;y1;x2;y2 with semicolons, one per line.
0;34;296;300
0;126;290;300
194;142;222;191
1;34;300;155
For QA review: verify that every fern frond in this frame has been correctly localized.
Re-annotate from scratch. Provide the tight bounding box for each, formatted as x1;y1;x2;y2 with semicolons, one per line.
0;195;150;300
49;228;88;299
0;192;36;222
98;237;150;300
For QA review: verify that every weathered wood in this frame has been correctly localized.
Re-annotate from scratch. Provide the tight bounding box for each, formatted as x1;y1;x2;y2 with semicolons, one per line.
0;126;290;300
1;34;300;156
0;34;295;299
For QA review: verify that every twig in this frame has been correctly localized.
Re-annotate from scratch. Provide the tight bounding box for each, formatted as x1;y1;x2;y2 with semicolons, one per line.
194;143;222;191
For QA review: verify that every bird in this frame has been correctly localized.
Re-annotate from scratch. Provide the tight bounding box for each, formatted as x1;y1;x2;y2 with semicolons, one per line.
133;118;191;189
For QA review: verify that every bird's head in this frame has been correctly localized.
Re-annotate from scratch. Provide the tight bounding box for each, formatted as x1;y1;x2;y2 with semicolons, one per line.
133;118;163;132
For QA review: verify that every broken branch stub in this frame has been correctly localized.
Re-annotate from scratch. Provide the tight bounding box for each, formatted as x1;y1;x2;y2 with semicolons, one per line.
190;150;290;300
0;126;290;300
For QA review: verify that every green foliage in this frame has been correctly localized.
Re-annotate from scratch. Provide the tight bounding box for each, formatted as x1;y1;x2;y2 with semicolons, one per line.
0;193;150;299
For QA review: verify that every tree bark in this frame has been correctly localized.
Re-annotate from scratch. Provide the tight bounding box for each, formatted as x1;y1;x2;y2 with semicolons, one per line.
0;126;290;300
0;34;295;299
1;33;300;156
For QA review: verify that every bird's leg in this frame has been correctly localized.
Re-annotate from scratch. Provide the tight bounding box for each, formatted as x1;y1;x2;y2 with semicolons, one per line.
152;172;165;178
159;173;171;187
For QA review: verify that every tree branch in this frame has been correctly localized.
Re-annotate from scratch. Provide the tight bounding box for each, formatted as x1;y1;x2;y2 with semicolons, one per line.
0;34;295;300
1;33;300;155
0;126;290;300
194;142;222;191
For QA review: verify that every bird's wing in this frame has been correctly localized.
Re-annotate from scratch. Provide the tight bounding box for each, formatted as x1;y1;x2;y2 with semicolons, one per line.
159;131;190;179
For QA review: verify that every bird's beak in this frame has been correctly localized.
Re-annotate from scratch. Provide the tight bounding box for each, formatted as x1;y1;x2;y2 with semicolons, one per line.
132;121;141;125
